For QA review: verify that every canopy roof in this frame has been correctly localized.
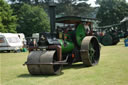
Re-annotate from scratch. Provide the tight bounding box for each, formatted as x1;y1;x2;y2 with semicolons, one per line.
120;17;128;23
56;16;99;24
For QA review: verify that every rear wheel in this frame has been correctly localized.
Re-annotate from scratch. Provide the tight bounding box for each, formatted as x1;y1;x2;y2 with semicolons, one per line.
80;36;100;66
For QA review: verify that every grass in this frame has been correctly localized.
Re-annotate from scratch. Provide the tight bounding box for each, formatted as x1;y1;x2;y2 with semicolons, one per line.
0;39;128;85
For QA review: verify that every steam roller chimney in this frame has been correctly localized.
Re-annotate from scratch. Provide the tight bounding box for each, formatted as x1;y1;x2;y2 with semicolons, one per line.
49;1;56;37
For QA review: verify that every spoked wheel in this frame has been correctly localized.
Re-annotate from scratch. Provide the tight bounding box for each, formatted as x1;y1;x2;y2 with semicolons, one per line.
80;36;100;66
26;51;62;75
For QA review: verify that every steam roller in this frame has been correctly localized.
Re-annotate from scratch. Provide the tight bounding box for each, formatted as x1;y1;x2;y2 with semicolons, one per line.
24;4;100;75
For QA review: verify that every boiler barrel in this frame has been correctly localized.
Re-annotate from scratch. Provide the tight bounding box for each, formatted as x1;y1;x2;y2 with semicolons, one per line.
58;40;74;53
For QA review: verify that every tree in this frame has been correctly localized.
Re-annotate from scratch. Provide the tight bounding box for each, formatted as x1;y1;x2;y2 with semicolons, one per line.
73;2;94;17
12;4;50;37
96;0;128;26
96;0;126;4
9;0;93;17
0;0;17;33
55;0;94;17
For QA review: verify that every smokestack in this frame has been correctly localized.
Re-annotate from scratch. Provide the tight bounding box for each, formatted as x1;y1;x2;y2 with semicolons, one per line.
49;2;56;37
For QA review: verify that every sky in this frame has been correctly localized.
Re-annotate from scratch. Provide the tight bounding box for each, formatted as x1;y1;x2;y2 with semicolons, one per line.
87;0;98;7
87;0;128;7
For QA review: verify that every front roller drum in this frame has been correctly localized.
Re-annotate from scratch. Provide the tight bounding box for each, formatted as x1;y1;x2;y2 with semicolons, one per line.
80;36;100;66
26;51;62;75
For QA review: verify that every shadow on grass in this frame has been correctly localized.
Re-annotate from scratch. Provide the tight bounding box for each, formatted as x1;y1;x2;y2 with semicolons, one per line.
18;63;89;78
63;63;90;70
18;72;64;78
102;43;125;47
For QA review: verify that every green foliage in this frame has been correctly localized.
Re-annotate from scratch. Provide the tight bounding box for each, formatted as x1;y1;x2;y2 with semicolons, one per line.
9;0;88;5
96;0;128;26
55;0;93;17
73;2;94;17
96;0;126;4
9;0;93;17
0;0;17;33
12;4;50;37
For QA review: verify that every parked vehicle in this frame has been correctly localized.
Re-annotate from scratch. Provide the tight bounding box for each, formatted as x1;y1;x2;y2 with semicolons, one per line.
32;33;39;42
17;33;26;46
24;4;100;75
0;33;23;52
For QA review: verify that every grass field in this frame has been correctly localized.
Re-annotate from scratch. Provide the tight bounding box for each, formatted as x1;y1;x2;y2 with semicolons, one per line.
0;40;128;85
